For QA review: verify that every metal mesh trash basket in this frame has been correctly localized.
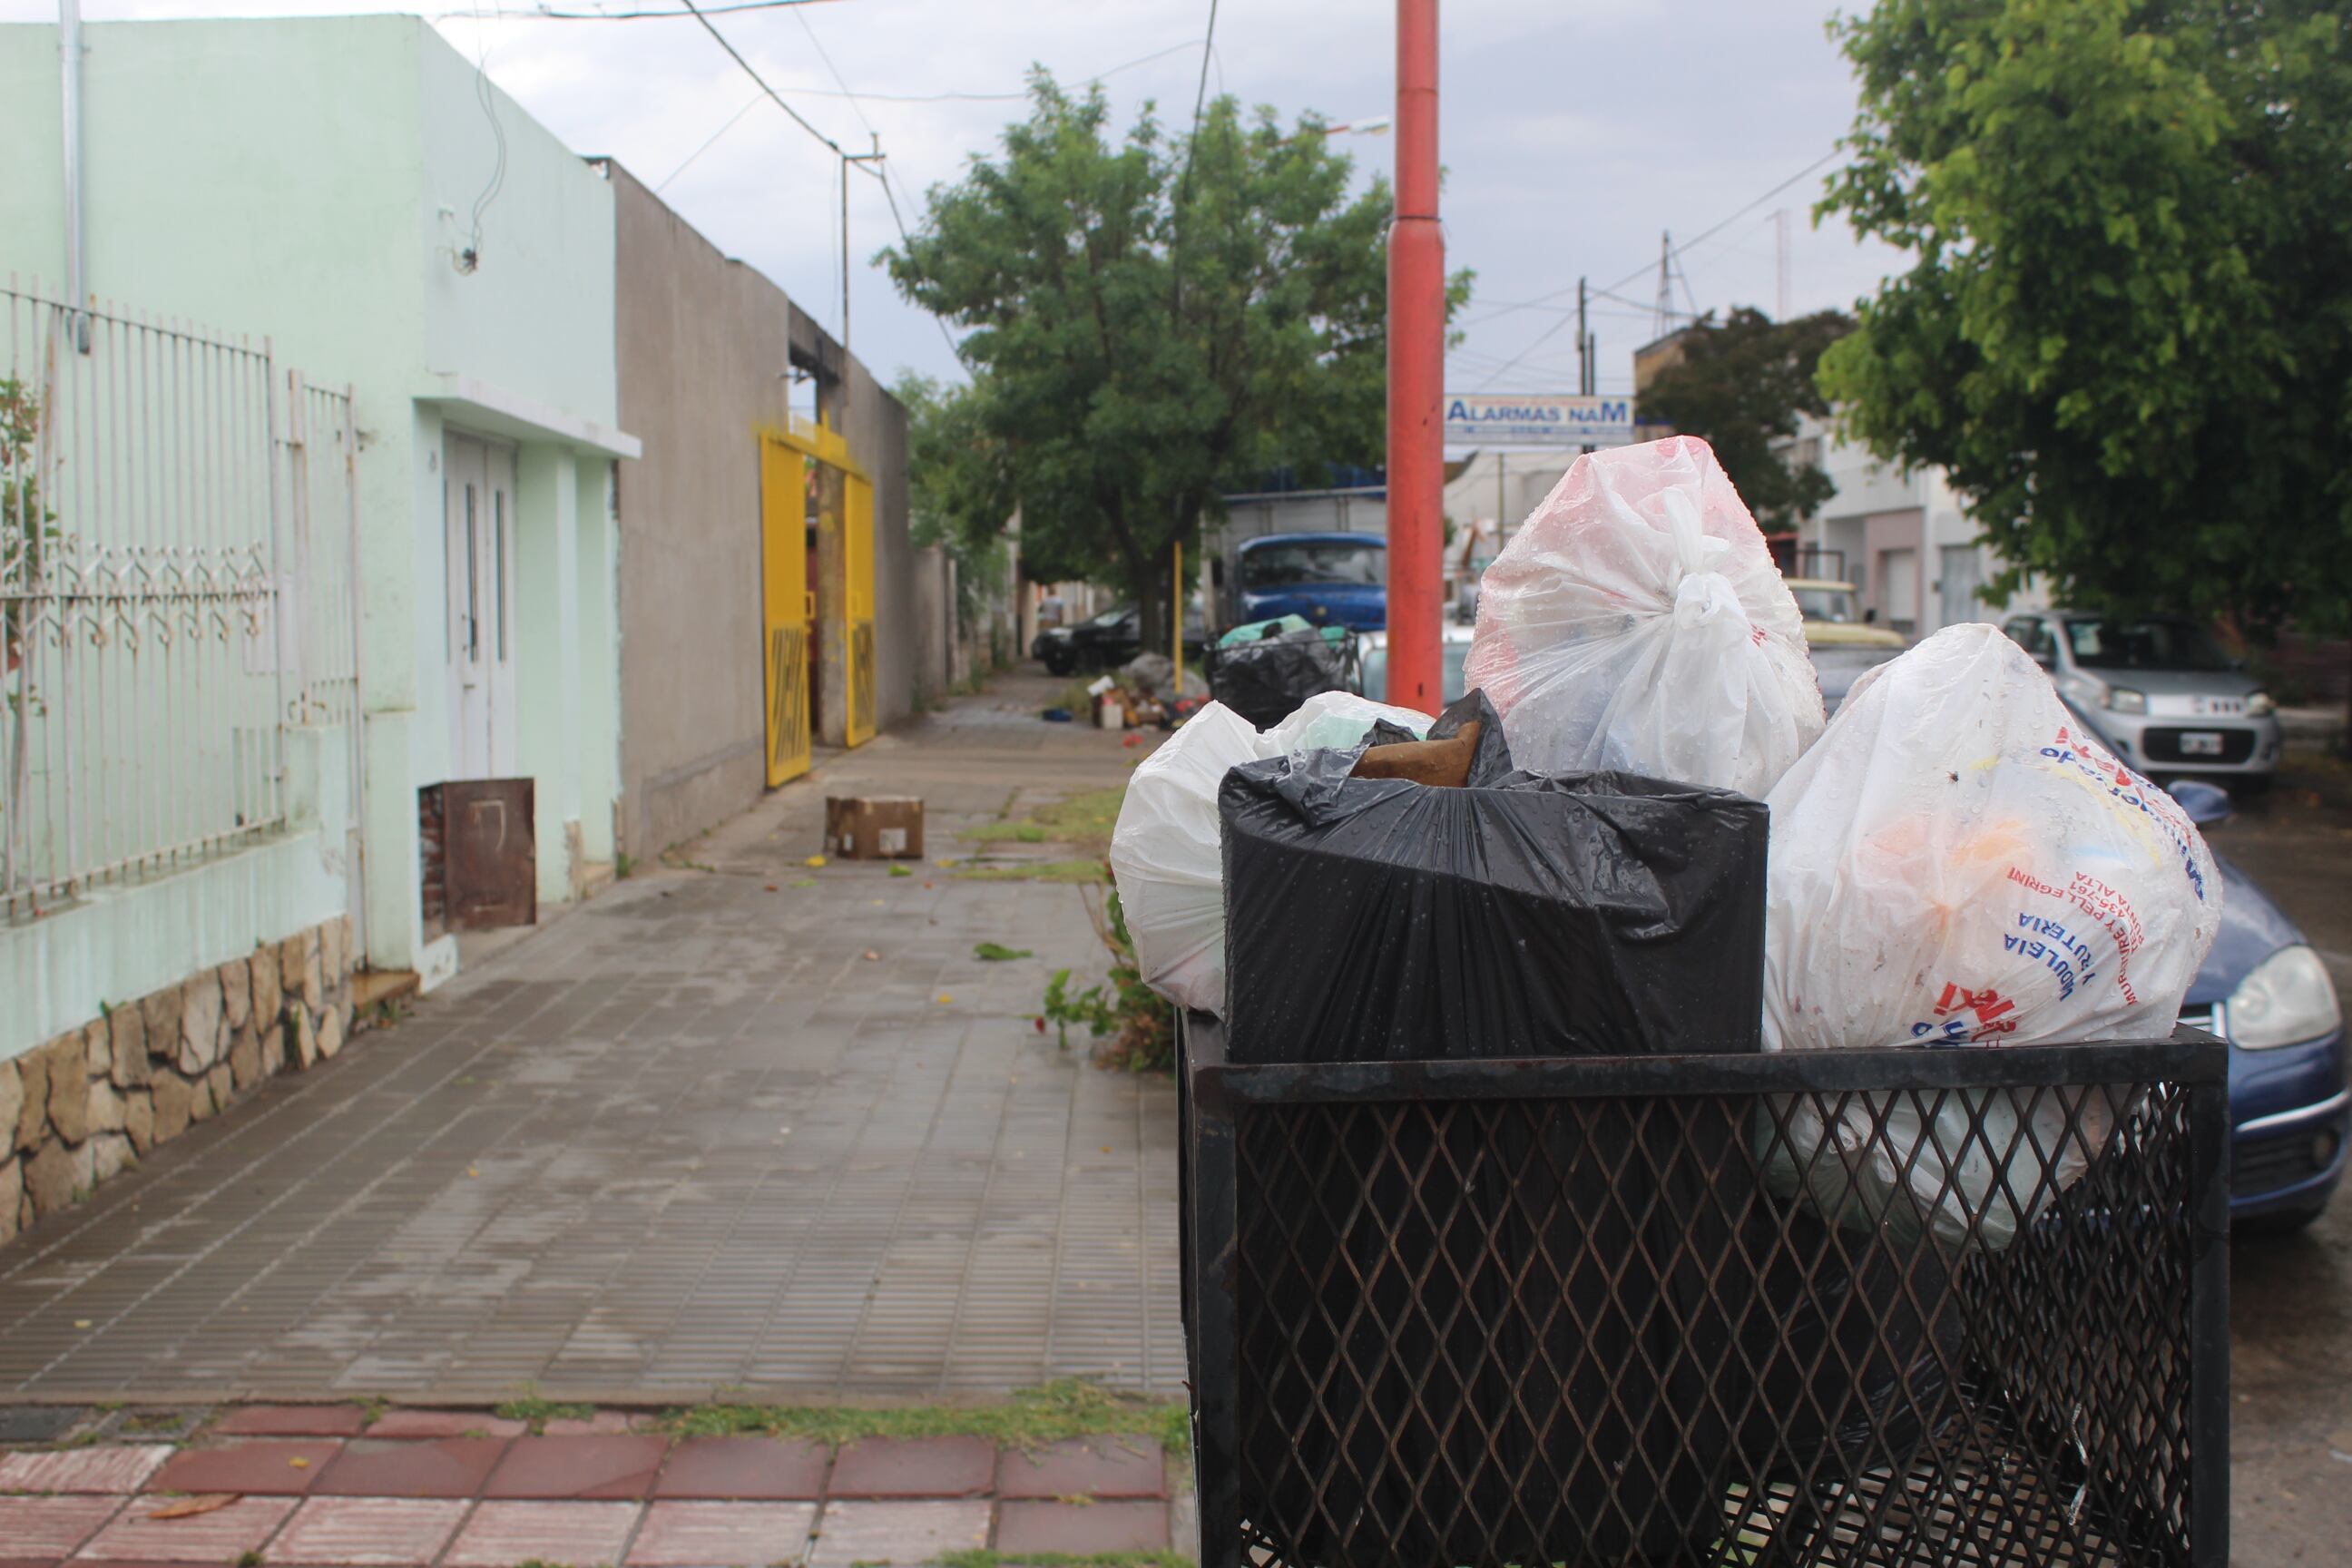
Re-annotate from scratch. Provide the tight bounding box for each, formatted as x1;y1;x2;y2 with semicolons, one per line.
1177;1014;2229;1567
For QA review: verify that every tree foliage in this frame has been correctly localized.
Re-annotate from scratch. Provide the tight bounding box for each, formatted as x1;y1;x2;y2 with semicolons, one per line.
886;78;1457;640
1817;0;2352;632
1638;307;1853;530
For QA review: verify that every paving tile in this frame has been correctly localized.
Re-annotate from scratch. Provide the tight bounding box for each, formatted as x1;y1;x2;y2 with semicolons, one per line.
625;1501;817;1565
652;1436;828;1500
995;1498;1171;1552
0;1445;173;1494
824;1436;995;1498
484;1436;670;1500
76;1494;298;1562
805;1499;990;1566
144;1440;342;1495
313;1437;510;1498
269;1497;469;1565
995;1435;1166;1500
212;1404;368;1438
0;1495;123;1556
362;1409;528;1440
443;1501;641;1567
540;1411;639;1436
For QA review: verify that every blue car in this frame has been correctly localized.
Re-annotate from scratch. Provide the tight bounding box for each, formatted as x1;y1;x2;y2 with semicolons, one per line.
1235;533;1387;632
2171;782;2347;1231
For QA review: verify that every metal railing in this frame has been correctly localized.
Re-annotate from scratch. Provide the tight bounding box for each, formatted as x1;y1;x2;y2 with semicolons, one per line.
2;282;359;923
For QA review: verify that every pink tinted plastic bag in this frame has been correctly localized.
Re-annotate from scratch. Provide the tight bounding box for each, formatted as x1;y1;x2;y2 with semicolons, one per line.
1465;436;1823;797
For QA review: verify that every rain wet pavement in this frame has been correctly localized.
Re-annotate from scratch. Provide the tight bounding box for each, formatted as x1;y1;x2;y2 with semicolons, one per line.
0;671;1181;1406
2202;779;2352;1566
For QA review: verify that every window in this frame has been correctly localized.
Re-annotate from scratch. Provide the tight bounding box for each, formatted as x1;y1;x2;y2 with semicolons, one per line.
463;483;479;661
1790;584;1859;623
494;491;509;662
2063;616;2232;672
2003;617;2054;665
1240;541;1386;590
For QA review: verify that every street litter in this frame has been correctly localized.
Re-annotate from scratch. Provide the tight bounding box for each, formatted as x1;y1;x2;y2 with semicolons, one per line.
1110;691;1429;1015
975;942;1032;960
1219;690;1769;1063
1465;434;1823;796
1762;622;2222;1247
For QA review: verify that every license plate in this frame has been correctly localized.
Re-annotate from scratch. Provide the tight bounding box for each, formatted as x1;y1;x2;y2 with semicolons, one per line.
2180;731;2225;756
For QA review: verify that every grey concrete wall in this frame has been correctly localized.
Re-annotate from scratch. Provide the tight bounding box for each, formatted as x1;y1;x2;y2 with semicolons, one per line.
606;161;779;858
912;545;952;710
608;161;916;858
845;356;915;730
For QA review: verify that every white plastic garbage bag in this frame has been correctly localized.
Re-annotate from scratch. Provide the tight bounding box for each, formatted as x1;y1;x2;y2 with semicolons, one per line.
1111;693;1429;1015
1463;435;1824;797
1762;622;2224;1248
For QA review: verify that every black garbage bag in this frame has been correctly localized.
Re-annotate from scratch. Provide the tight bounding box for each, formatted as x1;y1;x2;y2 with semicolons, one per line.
1207;628;1352;729
1219;690;1769;1065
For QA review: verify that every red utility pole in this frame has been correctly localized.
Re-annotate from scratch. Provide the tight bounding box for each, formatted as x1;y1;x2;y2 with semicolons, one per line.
1386;0;1444;716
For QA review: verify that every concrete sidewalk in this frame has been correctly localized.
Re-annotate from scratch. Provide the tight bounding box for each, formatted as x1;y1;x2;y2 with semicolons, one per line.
0;672;1181;1405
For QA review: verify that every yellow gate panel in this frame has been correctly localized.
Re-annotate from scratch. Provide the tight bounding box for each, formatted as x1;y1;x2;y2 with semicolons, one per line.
760;437;811;786
845;471;877;748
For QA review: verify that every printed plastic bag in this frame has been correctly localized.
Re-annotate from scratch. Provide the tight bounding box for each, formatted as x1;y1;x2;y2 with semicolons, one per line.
1111;693;1428;1015
1464;435;1824;797
1762;622;2223;1248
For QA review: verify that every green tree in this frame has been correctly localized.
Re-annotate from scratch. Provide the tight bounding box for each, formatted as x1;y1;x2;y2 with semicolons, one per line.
1638;307;1853;529
1817;0;2352;634
886;77;1461;642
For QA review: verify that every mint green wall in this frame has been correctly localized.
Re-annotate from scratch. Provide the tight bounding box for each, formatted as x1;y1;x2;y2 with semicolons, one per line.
0;17;626;994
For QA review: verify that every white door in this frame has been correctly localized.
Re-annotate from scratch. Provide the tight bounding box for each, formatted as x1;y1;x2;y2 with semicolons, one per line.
1878;546;1919;636
1939;544;1984;629
443;434;518;779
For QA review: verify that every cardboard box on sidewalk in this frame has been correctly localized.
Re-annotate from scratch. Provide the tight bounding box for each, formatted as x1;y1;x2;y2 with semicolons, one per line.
827;795;926;859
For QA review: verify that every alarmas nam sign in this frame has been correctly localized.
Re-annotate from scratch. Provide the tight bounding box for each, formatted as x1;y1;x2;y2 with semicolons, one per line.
1444;394;1636;447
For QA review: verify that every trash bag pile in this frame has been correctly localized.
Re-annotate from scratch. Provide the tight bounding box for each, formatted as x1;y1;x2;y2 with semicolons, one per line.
1465;434;1825;797
1761;621;2223;1247
1111;691;1428;1014
1205;622;1357;729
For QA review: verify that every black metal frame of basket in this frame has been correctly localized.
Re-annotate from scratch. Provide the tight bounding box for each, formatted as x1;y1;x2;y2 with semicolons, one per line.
1177;1014;2230;1568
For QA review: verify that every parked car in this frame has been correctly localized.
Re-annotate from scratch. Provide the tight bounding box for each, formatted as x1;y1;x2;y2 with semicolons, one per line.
1034;602;1207;677
1787;578;1906;649
2168;782;2347;1231
2003;611;2281;789
1357;624;1476;707
1808;642;1904;717
1235;533;1387;632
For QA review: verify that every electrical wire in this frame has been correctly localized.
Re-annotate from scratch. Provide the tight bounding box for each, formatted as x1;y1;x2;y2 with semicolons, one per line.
459;0;510;270
1172;0;1222;231
653;89;766;191
438;0;849;19
794;4;877;142
677;0;845;157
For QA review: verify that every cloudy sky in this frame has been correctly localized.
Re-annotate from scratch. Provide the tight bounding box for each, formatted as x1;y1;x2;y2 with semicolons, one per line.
10;0;1911;400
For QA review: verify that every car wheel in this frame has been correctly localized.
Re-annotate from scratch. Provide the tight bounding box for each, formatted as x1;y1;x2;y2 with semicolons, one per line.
1044;653;1073;677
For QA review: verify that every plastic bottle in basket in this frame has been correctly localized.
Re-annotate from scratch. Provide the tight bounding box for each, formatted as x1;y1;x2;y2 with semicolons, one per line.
1464;435;1823;797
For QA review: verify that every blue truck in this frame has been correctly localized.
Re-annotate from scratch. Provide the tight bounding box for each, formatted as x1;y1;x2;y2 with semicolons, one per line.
1230;532;1388;632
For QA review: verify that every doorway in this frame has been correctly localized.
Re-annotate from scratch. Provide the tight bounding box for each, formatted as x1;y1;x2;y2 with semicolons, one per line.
1877;546;1920;639
443;432;518;779
1939;544;1984;630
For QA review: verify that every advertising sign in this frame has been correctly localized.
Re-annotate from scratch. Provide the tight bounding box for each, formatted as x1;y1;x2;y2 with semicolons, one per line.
1444;394;1636;447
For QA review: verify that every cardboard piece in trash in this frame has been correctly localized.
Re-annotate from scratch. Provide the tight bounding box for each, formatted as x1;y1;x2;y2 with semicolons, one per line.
826;796;925;859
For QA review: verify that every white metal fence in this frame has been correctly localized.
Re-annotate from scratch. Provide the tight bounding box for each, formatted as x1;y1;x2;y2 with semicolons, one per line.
2;281;360;923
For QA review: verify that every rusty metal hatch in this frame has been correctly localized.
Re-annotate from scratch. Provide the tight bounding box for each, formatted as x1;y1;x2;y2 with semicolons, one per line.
442;779;536;929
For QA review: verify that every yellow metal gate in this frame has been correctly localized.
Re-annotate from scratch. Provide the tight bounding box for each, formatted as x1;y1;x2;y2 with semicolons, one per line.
845;472;877;747
760;436;811;786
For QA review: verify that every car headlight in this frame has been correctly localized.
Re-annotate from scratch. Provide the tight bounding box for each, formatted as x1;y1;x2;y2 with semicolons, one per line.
2104;686;2148;715
2248;691;2276;717
2229;945;2344;1050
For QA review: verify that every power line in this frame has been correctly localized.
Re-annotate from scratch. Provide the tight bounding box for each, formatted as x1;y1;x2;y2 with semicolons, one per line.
677;0;845;158
442;0;848;19
792;3;877;141
1173;0;1223;220
654;89;764;191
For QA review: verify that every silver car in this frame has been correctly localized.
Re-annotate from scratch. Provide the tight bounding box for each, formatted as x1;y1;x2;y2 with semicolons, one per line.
1999;611;2282;788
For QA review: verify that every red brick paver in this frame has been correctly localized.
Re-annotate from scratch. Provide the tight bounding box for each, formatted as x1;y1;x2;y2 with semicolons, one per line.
361;1409;528;1440
144;1440;342;1495
77;1494;298;1562
212;1404;368;1438
0;1495;122;1558
0;1444;172;1493
625;1501;816;1565
995;1435;1167;1499
313;1437;510;1498
826;1435;995;1497
443;1501;640;1567
483;1434;669;1499
805;1499;990;1566
269;1497;469;1565
995;1497;1171;1552
652;1436;829;1500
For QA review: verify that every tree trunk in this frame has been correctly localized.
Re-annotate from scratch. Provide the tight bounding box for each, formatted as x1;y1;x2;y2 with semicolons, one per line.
1135;543;1175;661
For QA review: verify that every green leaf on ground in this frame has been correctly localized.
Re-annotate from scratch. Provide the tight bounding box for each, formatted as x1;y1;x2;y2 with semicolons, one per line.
974;942;1033;961
888;864;915;877
963;787;1127;850
653;1377;1188;1455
